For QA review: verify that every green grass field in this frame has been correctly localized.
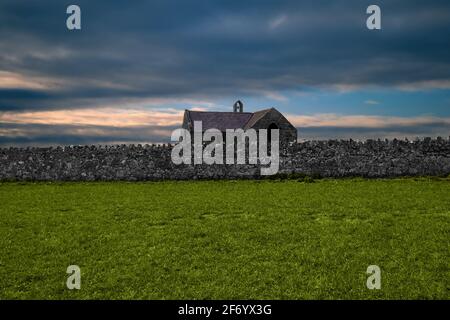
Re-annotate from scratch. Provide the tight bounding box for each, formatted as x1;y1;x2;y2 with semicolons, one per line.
0;178;449;299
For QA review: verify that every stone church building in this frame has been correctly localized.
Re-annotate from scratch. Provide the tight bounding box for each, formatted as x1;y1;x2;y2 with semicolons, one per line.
182;101;297;144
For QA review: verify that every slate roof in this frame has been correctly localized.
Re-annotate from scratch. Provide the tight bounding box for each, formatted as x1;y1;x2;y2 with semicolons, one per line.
185;108;273;131
243;109;272;129
186;111;252;131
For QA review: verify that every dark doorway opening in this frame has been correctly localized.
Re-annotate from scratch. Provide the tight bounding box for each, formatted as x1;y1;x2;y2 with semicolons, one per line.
267;123;278;143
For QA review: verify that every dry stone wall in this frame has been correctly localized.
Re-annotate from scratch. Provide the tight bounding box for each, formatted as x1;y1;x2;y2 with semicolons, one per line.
1;137;450;181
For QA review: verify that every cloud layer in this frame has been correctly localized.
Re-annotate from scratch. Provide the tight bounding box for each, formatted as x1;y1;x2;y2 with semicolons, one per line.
1;109;449;146
1;0;449;145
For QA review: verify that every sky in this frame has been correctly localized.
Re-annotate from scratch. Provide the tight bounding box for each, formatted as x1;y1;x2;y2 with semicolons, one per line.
0;0;450;146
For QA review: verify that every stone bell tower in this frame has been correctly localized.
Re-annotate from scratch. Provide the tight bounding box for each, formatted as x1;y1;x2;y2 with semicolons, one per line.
233;100;243;113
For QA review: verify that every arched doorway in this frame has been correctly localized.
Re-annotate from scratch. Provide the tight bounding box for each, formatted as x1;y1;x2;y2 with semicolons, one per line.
266;123;278;155
267;123;278;143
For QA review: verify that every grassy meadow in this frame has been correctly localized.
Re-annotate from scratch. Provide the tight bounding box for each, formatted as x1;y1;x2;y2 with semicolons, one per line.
0;178;449;299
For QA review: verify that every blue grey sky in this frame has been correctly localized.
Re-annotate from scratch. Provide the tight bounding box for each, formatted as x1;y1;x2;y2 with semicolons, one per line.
0;0;449;145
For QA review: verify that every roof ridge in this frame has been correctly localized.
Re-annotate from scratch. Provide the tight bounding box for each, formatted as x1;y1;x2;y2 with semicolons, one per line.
187;110;253;114
243;108;274;128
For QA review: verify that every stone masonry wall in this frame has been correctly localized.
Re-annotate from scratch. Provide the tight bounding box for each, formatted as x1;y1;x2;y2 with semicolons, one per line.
1;137;450;181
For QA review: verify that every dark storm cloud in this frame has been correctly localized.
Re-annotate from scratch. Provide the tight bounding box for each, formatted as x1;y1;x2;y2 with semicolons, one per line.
1;0;450;111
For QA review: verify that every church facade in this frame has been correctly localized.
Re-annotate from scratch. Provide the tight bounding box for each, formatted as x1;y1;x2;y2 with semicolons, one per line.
182;101;297;145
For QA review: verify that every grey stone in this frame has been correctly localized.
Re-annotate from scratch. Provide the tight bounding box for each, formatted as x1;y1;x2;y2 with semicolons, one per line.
1;137;449;181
